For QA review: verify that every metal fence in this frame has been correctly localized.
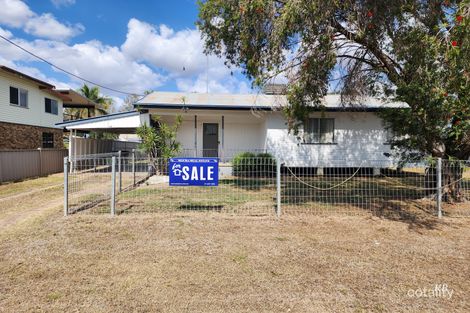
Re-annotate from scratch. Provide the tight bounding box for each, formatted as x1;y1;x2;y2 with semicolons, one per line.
0;149;68;183
64;153;470;218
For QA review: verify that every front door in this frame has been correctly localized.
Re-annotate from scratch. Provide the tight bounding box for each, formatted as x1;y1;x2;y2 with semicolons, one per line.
203;123;218;157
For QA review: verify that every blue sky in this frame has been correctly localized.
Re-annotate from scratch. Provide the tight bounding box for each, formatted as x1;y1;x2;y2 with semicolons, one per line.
0;0;252;108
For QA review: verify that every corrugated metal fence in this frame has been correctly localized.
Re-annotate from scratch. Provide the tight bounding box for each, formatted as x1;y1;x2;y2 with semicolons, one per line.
0;149;68;183
69;137;139;158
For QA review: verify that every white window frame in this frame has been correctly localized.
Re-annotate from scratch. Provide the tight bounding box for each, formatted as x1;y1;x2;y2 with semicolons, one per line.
303;118;336;144
9;86;29;108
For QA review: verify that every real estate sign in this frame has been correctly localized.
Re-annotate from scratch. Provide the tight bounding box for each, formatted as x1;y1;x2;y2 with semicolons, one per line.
169;158;219;186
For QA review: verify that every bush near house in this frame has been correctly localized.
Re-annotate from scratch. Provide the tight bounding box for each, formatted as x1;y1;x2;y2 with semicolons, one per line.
232;152;276;177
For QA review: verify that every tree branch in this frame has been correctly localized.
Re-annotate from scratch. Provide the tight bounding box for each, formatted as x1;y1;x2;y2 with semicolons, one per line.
332;18;403;84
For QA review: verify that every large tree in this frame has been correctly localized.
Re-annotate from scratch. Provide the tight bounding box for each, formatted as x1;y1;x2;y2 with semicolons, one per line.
197;0;470;162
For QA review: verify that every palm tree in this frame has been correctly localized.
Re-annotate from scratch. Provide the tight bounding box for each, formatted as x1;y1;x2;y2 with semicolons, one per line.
75;84;117;140
79;84;113;116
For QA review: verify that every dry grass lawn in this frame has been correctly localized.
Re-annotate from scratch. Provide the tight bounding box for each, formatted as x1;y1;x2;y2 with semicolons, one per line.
1;209;470;312
1;173;470;312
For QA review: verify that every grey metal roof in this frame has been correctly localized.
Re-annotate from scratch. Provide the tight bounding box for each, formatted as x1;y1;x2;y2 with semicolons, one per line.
135;92;408;110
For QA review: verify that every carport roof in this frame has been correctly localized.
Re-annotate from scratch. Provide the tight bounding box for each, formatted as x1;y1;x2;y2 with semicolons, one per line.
56;111;143;133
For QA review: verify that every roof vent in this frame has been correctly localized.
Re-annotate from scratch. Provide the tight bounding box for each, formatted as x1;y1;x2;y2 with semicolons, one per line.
263;84;287;95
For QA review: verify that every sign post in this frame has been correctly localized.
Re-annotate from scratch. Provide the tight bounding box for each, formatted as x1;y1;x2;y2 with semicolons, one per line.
169;158;218;186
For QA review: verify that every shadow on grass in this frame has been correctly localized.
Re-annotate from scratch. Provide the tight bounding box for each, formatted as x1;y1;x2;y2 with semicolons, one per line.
281;174;442;230
177;204;224;212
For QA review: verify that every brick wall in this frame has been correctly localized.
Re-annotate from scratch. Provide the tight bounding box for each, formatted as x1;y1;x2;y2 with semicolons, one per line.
0;121;63;150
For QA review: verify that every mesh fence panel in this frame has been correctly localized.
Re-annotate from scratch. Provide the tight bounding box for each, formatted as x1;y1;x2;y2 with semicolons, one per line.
281;160;437;217
65;153;470;218
115;157;277;215
68;156;113;214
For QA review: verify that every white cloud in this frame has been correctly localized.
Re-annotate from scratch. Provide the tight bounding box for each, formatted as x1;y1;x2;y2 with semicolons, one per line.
0;0;83;40
0;16;252;108
0;0;33;28
110;96;125;112
0;34;165;95
25;13;84;41
51;0;76;8
176;72;252;94
122;18;250;93
122;19;212;76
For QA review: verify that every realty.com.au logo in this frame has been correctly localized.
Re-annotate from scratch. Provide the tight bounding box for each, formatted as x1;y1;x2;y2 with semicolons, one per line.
407;284;454;300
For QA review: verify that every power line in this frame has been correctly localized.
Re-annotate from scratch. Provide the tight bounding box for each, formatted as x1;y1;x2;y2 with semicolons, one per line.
0;34;143;96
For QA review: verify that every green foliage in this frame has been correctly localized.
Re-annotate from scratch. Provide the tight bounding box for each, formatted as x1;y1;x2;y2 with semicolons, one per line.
73;84;117;140
232;152;276;177
78;84;114;115
136;115;182;173
198;0;470;160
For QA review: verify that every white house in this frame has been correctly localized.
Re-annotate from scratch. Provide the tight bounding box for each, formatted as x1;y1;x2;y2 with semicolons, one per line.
0;66;96;150
57;91;407;168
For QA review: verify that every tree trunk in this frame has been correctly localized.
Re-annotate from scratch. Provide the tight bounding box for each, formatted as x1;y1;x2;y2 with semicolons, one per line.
442;161;465;203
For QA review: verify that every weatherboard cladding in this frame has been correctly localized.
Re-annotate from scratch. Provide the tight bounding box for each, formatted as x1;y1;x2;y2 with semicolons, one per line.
0;71;63;129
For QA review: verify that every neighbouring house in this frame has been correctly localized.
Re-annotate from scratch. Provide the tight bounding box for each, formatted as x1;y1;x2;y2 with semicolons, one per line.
0;66;96;150
57;91;407;168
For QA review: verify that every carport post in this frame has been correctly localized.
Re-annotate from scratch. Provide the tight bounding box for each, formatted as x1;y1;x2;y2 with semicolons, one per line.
118;150;122;193
111;156;116;216
63;157;68;216
276;158;281;218
437;158;442;219
132;149;136;186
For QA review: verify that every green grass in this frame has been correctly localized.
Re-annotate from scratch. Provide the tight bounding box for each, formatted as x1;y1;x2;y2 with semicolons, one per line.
115;181;275;214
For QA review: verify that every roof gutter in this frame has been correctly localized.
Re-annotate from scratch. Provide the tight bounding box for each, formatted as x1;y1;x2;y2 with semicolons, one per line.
56;110;141;127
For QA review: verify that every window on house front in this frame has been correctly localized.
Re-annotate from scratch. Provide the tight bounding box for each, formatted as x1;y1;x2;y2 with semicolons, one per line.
45;98;59;115
9;86;28;108
304;118;335;144
42;132;54;148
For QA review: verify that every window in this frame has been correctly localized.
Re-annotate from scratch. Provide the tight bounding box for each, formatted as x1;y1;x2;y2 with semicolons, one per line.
9;86;28;108
42;132;54;148
304;118;335;143
45;98;59;115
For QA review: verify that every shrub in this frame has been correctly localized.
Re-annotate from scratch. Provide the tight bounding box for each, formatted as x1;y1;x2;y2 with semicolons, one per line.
232;152;276;177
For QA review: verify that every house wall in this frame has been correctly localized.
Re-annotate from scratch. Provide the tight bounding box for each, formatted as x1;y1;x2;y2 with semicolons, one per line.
264;111;393;167
152;109;393;166
157;110;266;157
0;71;63;129
0;121;63;150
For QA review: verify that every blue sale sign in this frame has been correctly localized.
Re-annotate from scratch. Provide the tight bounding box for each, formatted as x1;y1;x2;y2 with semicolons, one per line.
169;158;219;186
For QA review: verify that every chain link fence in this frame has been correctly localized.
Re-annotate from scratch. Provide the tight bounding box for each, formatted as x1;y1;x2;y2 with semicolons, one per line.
64;152;470;218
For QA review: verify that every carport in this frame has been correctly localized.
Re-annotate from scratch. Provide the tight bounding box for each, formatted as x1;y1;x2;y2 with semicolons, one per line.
56;111;150;160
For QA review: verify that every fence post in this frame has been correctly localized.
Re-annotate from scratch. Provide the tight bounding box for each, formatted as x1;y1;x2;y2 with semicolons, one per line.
437;158;442;219
38;148;43;176
276;158;281;218
118;150;122;193
132;149;136;186
111;156;116;216
63;157;68;216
